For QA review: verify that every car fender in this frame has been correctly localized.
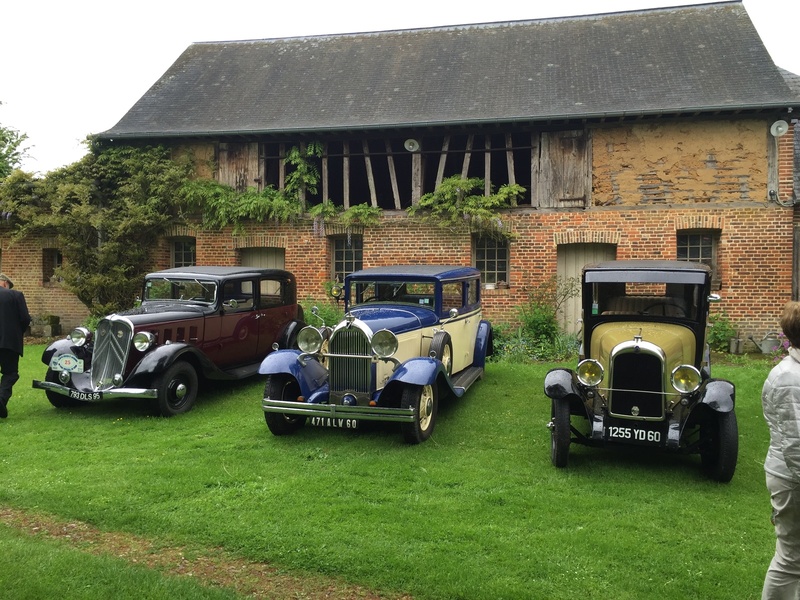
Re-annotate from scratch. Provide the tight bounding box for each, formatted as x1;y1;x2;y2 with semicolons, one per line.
126;343;214;382
40;338;88;367
472;320;494;367
276;319;306;350
698;378;735;413
258;349;329;398
389;357;448;387
544;368;580;400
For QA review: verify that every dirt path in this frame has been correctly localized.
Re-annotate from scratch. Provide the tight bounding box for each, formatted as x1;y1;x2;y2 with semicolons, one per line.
0;506;411;600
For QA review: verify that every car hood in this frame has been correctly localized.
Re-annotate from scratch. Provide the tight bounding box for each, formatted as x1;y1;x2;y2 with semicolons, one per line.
348;305;440;334
589;321;697;367
117;302;209;326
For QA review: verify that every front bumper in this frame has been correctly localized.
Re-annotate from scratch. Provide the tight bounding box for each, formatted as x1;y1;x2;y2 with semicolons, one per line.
262;398;415;423
32;379;158;401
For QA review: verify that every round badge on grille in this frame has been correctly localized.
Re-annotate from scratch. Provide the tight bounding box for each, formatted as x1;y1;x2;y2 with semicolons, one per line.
631;406;640;416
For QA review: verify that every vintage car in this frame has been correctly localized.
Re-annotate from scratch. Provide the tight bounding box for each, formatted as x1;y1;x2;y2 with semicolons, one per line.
32;266;305;416
544;260;738;482
259;265;493;443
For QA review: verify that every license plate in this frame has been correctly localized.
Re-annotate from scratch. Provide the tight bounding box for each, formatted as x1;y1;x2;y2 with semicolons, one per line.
605;424;663;445
309;416;358;429
69;389;102;401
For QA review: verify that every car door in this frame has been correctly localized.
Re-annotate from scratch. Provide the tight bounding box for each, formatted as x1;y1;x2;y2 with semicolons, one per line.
255;276;297;355
440;280;479;373
216;278;261;367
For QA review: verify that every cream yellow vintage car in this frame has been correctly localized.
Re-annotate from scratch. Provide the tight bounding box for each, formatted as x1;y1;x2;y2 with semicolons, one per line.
260;265;493;443
544;260;737;482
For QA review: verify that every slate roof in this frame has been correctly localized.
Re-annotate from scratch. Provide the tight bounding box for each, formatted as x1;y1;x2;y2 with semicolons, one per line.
100;1;799;140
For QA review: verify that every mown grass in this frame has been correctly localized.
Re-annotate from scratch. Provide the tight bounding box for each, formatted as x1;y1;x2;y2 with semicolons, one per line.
0;347;777;599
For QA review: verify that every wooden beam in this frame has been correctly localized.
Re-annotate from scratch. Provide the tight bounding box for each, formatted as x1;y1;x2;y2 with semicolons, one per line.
505;134;516;187
343;141;350;209
362;140;378;207
484;136;491;196
461;134;473;179
322;142;329;202
436;136;450;188
385;140;402;209
411;141;423;205
278;143;286;191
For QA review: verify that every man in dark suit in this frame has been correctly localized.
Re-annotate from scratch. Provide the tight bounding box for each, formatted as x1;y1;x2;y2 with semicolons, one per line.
0;273;31;418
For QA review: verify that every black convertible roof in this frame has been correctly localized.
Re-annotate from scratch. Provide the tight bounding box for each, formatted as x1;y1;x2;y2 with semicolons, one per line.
100;2;799;141
583;260;711;284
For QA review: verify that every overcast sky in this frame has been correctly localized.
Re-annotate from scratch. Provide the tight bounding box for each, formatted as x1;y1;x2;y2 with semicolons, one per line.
2;0;797;175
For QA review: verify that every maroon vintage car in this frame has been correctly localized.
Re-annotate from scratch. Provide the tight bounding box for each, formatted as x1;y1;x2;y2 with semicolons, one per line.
32;266;305;416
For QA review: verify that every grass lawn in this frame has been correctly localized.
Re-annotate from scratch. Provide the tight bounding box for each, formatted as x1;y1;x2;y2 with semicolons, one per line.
0;346;778;599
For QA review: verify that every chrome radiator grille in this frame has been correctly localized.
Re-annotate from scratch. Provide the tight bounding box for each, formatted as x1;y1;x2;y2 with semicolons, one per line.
608;351;664;419
91;317;133;390
328;327;371;394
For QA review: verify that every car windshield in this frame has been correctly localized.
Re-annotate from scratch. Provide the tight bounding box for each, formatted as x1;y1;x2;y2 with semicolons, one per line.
144;278;218;305
351;280;435;309
591;281;702;320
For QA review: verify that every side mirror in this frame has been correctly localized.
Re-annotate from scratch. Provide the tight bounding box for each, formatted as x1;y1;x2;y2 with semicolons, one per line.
708;293;721;303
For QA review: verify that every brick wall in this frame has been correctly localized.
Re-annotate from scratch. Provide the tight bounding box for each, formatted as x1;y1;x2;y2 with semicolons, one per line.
4;120;795;340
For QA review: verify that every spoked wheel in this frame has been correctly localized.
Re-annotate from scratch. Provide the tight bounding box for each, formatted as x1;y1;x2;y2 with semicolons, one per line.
550;399;571;468
155;362;198;416
429;331;453;377
400;384;438;444
264;375;306;435
699;410;738;483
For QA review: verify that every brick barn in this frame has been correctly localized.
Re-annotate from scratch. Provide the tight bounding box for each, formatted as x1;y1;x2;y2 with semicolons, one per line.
5;1;800;342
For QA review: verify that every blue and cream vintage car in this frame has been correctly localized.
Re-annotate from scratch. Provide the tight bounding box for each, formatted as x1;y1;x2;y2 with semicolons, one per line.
260;265;493;443
544;260;738;482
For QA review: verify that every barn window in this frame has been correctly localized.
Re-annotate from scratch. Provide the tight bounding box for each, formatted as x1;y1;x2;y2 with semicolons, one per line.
331;235;363;283
171;238;196;268
473;236;509;285
43;248;63;284
677;230;721;290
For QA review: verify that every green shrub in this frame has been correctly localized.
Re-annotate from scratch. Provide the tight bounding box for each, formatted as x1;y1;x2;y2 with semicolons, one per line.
301;298;344;327
707;311;738;352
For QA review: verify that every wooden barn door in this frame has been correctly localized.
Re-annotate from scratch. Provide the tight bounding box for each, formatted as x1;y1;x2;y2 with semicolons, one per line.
240;247;285;270
557;243;616;335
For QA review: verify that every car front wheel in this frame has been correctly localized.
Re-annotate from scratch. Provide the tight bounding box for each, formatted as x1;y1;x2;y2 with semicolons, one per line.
699;410;738;483
550;399;571;468
400;383;438;444
264;375;306;435
155;362;198;416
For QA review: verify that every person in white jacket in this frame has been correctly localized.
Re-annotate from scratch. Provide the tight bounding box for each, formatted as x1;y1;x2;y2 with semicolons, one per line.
762;301;800;599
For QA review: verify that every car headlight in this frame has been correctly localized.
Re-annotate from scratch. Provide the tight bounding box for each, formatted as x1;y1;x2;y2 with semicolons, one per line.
297;326;323;353
576;359;604;387
371;329;398;358
671;364;701;394
69;327;92;347
132;331;156;352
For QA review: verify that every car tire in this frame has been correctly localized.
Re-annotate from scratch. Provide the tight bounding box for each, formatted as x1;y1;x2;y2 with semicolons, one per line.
264;375;307;435
44;370;86;408
429;331;453;376
550;399;571;468
155;362;198;417
400;383;438;444
700;410;738;483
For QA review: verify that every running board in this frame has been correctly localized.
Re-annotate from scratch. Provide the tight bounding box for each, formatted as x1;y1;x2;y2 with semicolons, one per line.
450;366;484;395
